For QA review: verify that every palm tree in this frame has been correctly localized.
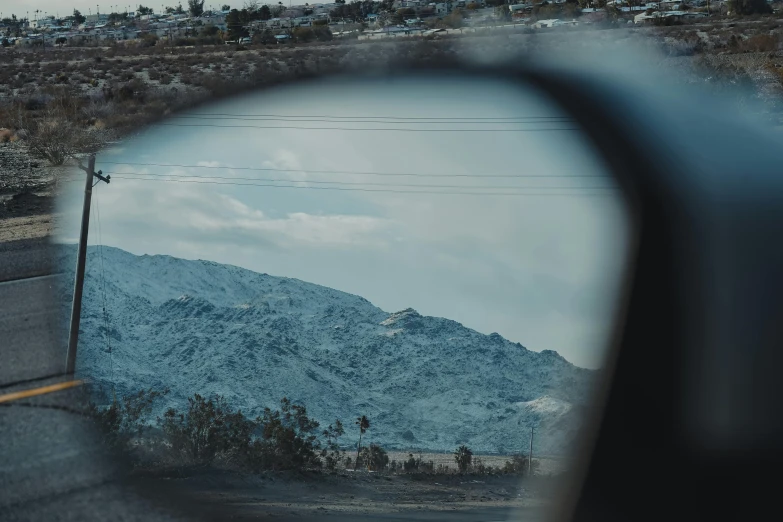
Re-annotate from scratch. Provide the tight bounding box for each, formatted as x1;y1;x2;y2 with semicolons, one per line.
354;415;370;470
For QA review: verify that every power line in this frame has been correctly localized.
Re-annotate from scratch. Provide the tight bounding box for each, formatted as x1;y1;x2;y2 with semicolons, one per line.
157;123;580;132
110;174;616;196
174;117;574;125
97;161;606;179
185;113;573;121
173;116;575;124
104;170;614;190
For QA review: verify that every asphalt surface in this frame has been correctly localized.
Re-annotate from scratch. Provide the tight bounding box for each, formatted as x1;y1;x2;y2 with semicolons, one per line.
0;236;202;522
0;233;535;521
0;237;57;283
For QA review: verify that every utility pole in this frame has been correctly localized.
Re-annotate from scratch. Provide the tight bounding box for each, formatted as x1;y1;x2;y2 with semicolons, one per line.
528;426;534;477
65;155;110;375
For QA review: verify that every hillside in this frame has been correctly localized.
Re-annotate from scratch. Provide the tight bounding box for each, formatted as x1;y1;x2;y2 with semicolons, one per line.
58;245;594;455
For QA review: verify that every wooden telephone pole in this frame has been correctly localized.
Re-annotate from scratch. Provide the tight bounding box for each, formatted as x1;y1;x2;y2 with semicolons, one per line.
65;155;110;375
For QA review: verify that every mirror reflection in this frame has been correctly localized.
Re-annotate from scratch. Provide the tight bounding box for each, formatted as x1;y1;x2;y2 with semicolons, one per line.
56;75;629;521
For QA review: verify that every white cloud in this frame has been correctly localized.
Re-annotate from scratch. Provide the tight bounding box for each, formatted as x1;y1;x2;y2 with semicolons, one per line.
196;161;222;168
58;180;392;252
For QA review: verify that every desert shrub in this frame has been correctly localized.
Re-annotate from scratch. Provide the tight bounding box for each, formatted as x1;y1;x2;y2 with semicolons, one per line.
195;35;223;45
115;78;148;102
196;72;245;96
321;420;346;470
357;444;389;471
19;115;109;165
401;453;434;473
88;387;169;452
766;63;783;88
291;27;333;43
666;38;700;56
174;37;198;46
313;26;333;42
502;454;540;476
161;393;256;466
454;445;473;473
403;453;418;472
253;30;279;45
139;33;159;47
739;34;779;53
249;397;324;471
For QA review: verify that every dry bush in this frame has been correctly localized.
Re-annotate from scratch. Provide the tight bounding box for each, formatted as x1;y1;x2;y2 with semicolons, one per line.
740;34;779;52
81;95;117;121
765;62;783;87
20;115;109;165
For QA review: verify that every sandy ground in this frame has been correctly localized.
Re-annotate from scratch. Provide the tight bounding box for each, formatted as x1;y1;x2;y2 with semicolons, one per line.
0;212;55;242
0;191;58;242
386;453;569;475
155;468;561;521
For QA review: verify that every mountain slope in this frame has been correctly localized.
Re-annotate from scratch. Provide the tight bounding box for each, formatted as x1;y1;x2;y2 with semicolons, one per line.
59;246;594;455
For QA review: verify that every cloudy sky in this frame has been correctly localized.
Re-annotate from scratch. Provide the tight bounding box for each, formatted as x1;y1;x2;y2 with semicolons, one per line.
4;1;238;18
56;76;629;369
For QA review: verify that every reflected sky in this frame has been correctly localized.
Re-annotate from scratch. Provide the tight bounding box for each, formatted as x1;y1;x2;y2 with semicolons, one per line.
56;75;629;369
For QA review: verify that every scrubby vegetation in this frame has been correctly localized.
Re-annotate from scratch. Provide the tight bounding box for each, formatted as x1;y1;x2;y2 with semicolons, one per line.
86;387;540;478
0;39;457;178
2;14;783;191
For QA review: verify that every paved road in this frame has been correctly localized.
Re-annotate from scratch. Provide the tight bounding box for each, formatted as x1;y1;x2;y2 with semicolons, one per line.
0;237;57;283
0;237;199;522
0;274;64;386
0;236;535;521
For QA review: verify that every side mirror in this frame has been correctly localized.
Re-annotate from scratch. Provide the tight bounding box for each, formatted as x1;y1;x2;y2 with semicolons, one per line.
54;70;631;519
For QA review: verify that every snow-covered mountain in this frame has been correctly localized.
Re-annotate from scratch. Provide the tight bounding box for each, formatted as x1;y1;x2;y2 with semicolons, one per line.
59;246;594;455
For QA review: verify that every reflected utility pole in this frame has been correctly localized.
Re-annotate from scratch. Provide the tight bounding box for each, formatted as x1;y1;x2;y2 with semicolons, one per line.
65;155;110;375
528;426;534;477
